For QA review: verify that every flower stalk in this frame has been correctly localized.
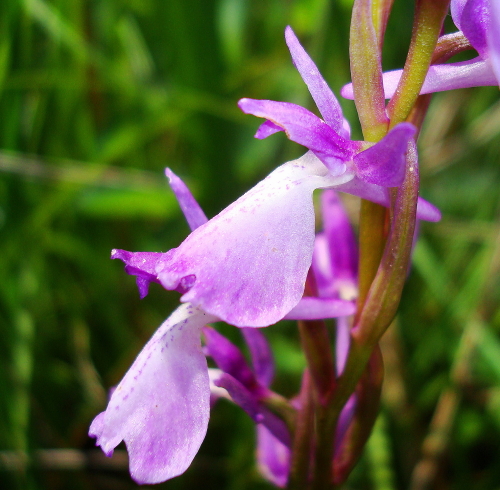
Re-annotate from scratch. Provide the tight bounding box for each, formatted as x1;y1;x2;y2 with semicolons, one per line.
287;371;315;490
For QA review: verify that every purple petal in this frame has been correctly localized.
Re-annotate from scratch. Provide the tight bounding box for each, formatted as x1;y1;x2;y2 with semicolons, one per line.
339;81;355;100
207;368;230;407
255;120;283;139
215;373;261;421
460;0;489;57
334;176;441;222
319;190;358;297
256;425;290;488
342;58;497;99
336;316;351;376
111;249;163;298
416;198;442;222
353;123;416;187
238;98;357;176
203;326;259;393
394;58;495;96
451;0;468;29
488;0;500;82
165;168;208;231
312;232;337;298
415;58;497;91
215;374;290;446
241;328;275;388
334;394;357;456
155;152;353;327
284;26;347;137
88;304;216;484
284;297;355;320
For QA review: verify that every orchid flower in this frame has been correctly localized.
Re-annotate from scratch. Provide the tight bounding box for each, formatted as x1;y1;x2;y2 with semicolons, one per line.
111;28;439;330
240;27;420;199
89;171;355;484
342;0;500;98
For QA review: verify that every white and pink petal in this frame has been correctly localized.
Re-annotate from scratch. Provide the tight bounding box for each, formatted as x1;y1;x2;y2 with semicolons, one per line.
156;152;353;327
89;303;217;484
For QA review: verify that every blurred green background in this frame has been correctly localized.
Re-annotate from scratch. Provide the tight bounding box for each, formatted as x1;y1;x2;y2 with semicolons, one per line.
1;0;500;489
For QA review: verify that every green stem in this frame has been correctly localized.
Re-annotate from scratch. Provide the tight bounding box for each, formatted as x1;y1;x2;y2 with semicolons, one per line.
311;405;340;490
260;389;297;432
333;345;384;486
297;318;336;403
355;142;419;346
407;31;472;137
295;272;339;488
356;201;388;319
387;0;451;127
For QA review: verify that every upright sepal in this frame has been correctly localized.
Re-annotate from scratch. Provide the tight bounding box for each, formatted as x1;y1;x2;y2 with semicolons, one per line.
166;168;208;231
284;25;347;136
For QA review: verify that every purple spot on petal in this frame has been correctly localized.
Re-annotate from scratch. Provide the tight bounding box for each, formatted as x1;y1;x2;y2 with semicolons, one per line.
176;274;197;294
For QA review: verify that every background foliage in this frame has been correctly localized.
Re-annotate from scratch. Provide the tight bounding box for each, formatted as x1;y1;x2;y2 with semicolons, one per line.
1;0;500;489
